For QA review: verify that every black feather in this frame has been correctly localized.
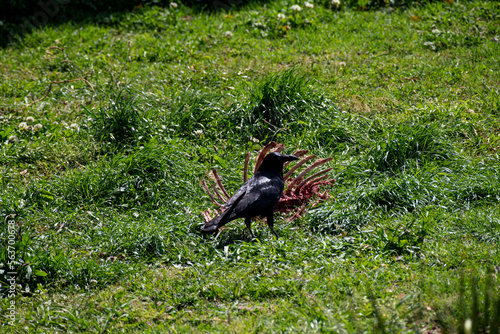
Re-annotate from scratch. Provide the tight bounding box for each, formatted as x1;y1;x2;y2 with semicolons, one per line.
201;152;299;238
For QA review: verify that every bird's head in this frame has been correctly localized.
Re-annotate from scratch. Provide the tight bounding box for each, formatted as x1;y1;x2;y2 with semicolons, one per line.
258;152;299;173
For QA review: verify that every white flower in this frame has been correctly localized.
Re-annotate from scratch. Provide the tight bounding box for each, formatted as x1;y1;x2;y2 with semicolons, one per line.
224;31;233;37
33;124;43;131
331;0;340;6
19;122;28;129
277;13;286;20
8;135;18;143
290;5;302;11
304;2;314;8
170;2;178;8
26;116;35;123
464;319;472;334
194;130;204;136
70;123;79;130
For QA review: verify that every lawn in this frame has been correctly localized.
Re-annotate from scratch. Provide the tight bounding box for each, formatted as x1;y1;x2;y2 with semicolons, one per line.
1;0;499;332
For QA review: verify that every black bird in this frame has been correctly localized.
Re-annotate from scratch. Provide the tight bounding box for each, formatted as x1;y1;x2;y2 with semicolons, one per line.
201;152;299;238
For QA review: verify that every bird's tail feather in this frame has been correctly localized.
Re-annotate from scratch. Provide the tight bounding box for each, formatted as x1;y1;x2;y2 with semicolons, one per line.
201;215;223;233
201;191;245;234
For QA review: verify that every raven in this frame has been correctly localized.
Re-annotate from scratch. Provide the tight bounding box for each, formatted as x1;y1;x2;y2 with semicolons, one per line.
201;152;299;238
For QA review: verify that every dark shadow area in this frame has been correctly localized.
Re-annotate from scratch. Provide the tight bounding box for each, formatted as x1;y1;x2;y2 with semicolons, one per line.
0;0;269;47
0;0;424;48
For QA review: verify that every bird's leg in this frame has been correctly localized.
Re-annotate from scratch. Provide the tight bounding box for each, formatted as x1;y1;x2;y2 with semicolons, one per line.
245;217;255;239
266;214;279;239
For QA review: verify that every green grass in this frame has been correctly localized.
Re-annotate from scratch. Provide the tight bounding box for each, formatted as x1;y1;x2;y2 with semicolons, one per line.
1;0;500;332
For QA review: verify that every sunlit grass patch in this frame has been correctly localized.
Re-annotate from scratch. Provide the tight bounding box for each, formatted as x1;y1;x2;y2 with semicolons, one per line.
365;122;452;173
0;0;499;331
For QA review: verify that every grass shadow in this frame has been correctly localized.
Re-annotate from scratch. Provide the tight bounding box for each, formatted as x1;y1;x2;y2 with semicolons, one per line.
0;0;272;47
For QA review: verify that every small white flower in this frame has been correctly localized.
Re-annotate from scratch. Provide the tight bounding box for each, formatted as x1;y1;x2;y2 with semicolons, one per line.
8;135;18;143
224;31;233;37
277;13;286;20
304;2;314;8
250;137;260;143
70;123;79;131
170;2;178;8
19;122;28;129
26;116;35;123
331;0;340;6
290;5;302;11
464;319;472;334
194;130;204;136
33;124;43;131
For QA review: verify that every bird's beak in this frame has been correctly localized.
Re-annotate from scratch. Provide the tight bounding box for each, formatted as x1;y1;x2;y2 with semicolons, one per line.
283;155;299;162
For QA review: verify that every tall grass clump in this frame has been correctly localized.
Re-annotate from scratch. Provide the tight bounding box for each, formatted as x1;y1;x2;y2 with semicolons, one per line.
366;122;452;174
451;162;500;205
22;140;200;211
309;202;374;234
63;143;195;209
311;113;362;152
85;90;152;149
163;90;231;142
1;228;136;295
240;69;331;140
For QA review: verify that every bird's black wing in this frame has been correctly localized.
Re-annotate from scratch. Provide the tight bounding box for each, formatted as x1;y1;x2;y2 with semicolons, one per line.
230;173;284;218
202;172;284;233
220;181;250;210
